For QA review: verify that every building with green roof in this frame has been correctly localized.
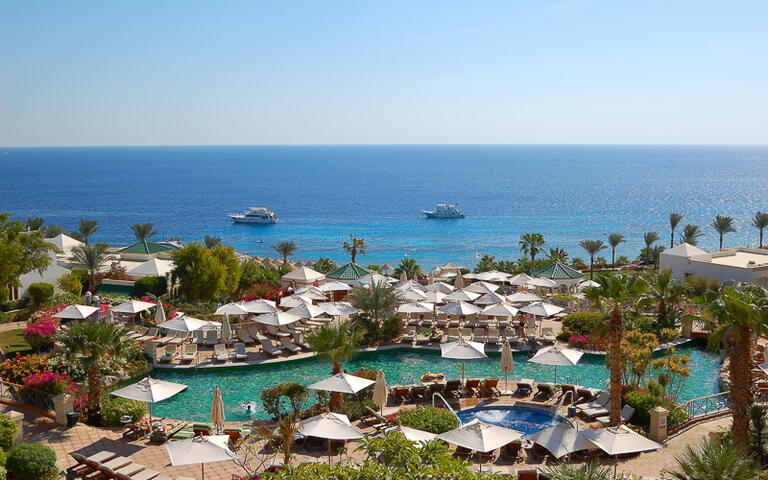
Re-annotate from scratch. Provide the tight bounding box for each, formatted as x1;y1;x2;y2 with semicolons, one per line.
531;261;584;290
326;263;371;284
119;241;178;261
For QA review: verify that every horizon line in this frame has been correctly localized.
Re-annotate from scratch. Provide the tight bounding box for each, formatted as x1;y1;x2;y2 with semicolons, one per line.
2;142;768;149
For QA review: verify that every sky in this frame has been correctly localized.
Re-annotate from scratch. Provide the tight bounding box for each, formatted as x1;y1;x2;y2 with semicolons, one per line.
1;0;767;146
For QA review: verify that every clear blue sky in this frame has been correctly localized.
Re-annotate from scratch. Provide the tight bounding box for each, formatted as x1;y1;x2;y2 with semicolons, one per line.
1;0;766;146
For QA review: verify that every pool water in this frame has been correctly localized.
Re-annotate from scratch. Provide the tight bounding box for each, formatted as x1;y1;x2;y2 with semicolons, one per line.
457;406;567;436
147;342;721;422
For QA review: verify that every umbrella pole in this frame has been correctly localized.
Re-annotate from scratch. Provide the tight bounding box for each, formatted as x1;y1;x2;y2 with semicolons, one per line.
202;463;205;480
149;403;152;429
328;440;332;466
614;455;617;479
554;365;558;385
462;360;465;387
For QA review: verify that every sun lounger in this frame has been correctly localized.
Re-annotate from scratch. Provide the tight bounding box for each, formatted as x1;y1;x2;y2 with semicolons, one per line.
68;451;117;478
410;385;427;402
159;345;177;363
533;383;555;401
415;328;430;345
486;328;499;345
582;400;612;419
517;470;538;480
479;378;500;396
292;331;311;350
445;380;461;398
167;332;187;345
204;329;218;346
136;328;159;343
149;422;188;444
126;327;148;339
391;386;411;402
575;387;601;404
233;342;248;361
259;337;283;357
120;468;160;480
101;456;134;471
503;440;523;463
401;327;416;343
430;329;444;342
155;331;177;345
446;328;460;342
460;327;472;339
236;328;255;344
514;379;533;397
472;328;486;343
576;391;610;410
428;383;444;397
364;406;388;431
213;344;229;362
280;337;301;353
464;379;481;396
541;327;556;343
596;405;635;424
191;330;205;345
193;423;214;436
180;344;197;363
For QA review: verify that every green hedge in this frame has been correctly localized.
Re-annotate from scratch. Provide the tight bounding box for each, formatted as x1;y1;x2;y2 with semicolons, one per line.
623;389;685;427
0;416;16;450
27;283;54;307
5;443;57;480
132;276;168;298
557;311;604;341
102;397;148;427
392;406;458;434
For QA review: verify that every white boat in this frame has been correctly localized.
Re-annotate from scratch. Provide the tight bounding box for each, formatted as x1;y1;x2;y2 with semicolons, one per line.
423;203;465;219
229;207;279;224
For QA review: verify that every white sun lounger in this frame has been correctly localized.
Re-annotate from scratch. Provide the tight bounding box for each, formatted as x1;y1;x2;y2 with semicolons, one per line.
233;342;248;361
596;405;636;424
280;337;301;353
214;344;229;362
204;330;218;346
160;344;177;363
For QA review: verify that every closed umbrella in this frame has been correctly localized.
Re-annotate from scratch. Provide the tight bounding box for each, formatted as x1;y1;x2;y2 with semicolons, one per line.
437;419;523;470
154;300;166;326
400;271;408;283
440;339;486;385
210;385;225;434
373;370;387;415
529;346;583;384
111;376;187;426
499;340;515;395
454;271;464;289
298;412;363;465
221;315;232;345
428;272;435;285
307;372;375;395
526;423;590;459
165;434;238;480
582;425;663;478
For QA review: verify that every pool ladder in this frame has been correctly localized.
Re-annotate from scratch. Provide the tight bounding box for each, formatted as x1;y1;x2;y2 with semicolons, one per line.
432;392;462;425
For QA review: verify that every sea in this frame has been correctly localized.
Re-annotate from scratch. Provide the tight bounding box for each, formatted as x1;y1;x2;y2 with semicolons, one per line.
1;145;767;269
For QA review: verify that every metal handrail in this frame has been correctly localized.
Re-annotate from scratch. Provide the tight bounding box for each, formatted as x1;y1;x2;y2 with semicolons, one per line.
669;391;730;431
0;379;58;411
432;392;462;425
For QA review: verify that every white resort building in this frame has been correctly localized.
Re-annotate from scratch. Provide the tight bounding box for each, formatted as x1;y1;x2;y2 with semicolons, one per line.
659;242;768;287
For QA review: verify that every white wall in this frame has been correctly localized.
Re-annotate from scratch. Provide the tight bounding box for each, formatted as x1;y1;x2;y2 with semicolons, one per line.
15;251;71;299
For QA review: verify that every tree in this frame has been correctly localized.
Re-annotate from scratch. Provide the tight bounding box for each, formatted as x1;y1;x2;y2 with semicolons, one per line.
172;243;241;302
473;254;497;273
644;231;660;252
642;269;689;330
583;274;649;426
706;285;768;448
56;273;83;296
203;235;222;249
350;280;401;324
679;224;704;246
343;235;367;264
313;258;338;274
669;213;684;249
67;231;85;242
0;214;55;302
546;247;569;264
711;215;735;250
305;322;363;412
578;239;606;280
72;243;110;292
77;219;99;245
25;217;43;231
607;233;625;268
130;223;157;242
519;233;545;273
42;225;63;238
670;439;761;480
751;212;768;249
394;258;424;280
542;460;611;480
57;320;129;423
273;241;297;266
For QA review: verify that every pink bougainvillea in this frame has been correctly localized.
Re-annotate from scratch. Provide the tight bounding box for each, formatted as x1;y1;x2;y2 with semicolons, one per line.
23;318;60;351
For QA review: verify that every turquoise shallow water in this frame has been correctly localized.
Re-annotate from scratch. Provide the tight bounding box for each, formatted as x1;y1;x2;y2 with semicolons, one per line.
147;342;720;422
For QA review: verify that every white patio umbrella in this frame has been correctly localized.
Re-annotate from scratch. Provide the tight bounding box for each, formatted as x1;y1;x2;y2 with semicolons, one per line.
437;419;523;470
506;291;541;303
111;376;187;425
426;282;454;294
527;277;558;289
529;346;583;384
214;302;248;316
319;281;353;292
112;300;156;314
373;370;387;415
158;315;221;332
582;425;663;477
292;287;327;301
464;281;500;295
579;279;600;289
307;372;375;395
439;301;481;317
165;434;238;480
286;303;326;319
507;273;534;286
317;302;360;316
423;291;446;304
474;292;507;305
454;271;464;289
400;271;408;283
396;279;426;292
399;289;428;302
440;339;487;384
255;311;302;326
357;273;394;286
481;303;519;318
298;412;364;465
520;302;565;318
474;270;511;282
279;294;313;308
221;315;232;345
53;305;98;320
443;290;480;303
499;340;515;395
526;423;590;459
385;425;437;445
428;272;435;285
210;385;225;434
243;299;277;314
398;302;434;314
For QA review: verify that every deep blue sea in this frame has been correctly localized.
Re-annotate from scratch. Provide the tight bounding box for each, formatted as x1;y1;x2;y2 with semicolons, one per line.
1;145;767;269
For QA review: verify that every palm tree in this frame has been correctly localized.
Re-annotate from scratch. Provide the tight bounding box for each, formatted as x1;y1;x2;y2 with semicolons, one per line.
519;233;545;273
343;235;367;264
305;322;364;412
640;231;661;267
578;239;606;280
706;285;768;448
72;243;110;291
607;233;625;269
42;225;63;238
273;241;297;265
670;439;761;480
642;269;689;329
751;212;768;249
78;219;99;245
711;215;736;250
583;274;649;426
679;224;704;246
546;247;569;264
542;460;611;480
394;258;424;280
669;213;684;249
57;320;129;423
350;280;402;324
203;235;222;249
130;222;157;242
25;217;43;231
313;257;338;274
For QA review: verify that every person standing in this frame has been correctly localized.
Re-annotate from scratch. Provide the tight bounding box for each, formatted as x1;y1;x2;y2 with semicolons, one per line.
84;290;92;306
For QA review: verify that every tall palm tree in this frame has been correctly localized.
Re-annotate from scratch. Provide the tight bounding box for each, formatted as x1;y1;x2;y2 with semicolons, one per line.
42;225;63;238
642;269;689;329
273;241;297;265
72;243;110;291
542;460;611;480
313;257;338;274
343;235;367;264
669;213;684;249
546;247;569;264
350;280;402;324
394;258;424;280
706;285;768;448
583;274;649;426
130;222;157;242
519;233;545;273
670;439;761;480
25;217;44;231
203;235;222;249
752;212;768;249
578;239;606;280
57;320;129;423
711;215;736;250
305;322;364;412
607;233;625;269
679;224;704;246
78;219;99;245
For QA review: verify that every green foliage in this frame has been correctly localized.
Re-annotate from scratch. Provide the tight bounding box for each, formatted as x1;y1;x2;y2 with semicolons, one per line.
623;388;683;426
343;399;378;421
558;311;604;340
130;222;157;242
0;214;55;294
670;439;761;480
381;315;404;341
473;254;497;273
202;235;222;249
77;218;99;244
313;258;338;274
354;316;381;346
72;243;110;290
678;224;704;246
102;396;147;426
26;282;53;307
0;415;18;450
133;276;168;298
621;330;659;387
342;235;367;264
392;406;458;434
24;217;43;231
684;274;720;298
56;273;82;296
350;280;401;323
272;241;297;264
394;258;424;280
260;382;310;420
6;443;57;480
172;243;241;302
542;460;611;480
41;225;63;238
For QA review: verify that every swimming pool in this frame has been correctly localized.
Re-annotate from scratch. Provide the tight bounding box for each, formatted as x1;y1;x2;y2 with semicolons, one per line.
147;341;721;422
457;406;567;436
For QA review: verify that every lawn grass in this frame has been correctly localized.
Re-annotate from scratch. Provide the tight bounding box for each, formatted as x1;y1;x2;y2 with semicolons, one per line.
0;329;32;356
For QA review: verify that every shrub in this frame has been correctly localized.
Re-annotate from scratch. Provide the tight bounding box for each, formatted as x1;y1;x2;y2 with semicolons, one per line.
133;276;168;298
26;283;54;307
391;406;458;434
23;319;59;351
0;354;49;384
343;399;377;421
22;371;70;396
56;273;82;296
623;389;685;427
0;415;17;450
260;382;311;419
560;311;604;337
0;298;29;313
5;443;57;480
102;397;148;427
354;316;381;346
659;328;679;344
381;315;404;342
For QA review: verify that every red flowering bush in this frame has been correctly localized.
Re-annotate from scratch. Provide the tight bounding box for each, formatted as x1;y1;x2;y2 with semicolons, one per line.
22;371;69;396
23;318;60;351
242;283;284;302
567;334;606;351
28;304;67;323
0;354;49;384
231;475;261;480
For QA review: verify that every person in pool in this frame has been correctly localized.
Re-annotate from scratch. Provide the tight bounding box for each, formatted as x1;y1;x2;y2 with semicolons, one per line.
245;403;253;418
